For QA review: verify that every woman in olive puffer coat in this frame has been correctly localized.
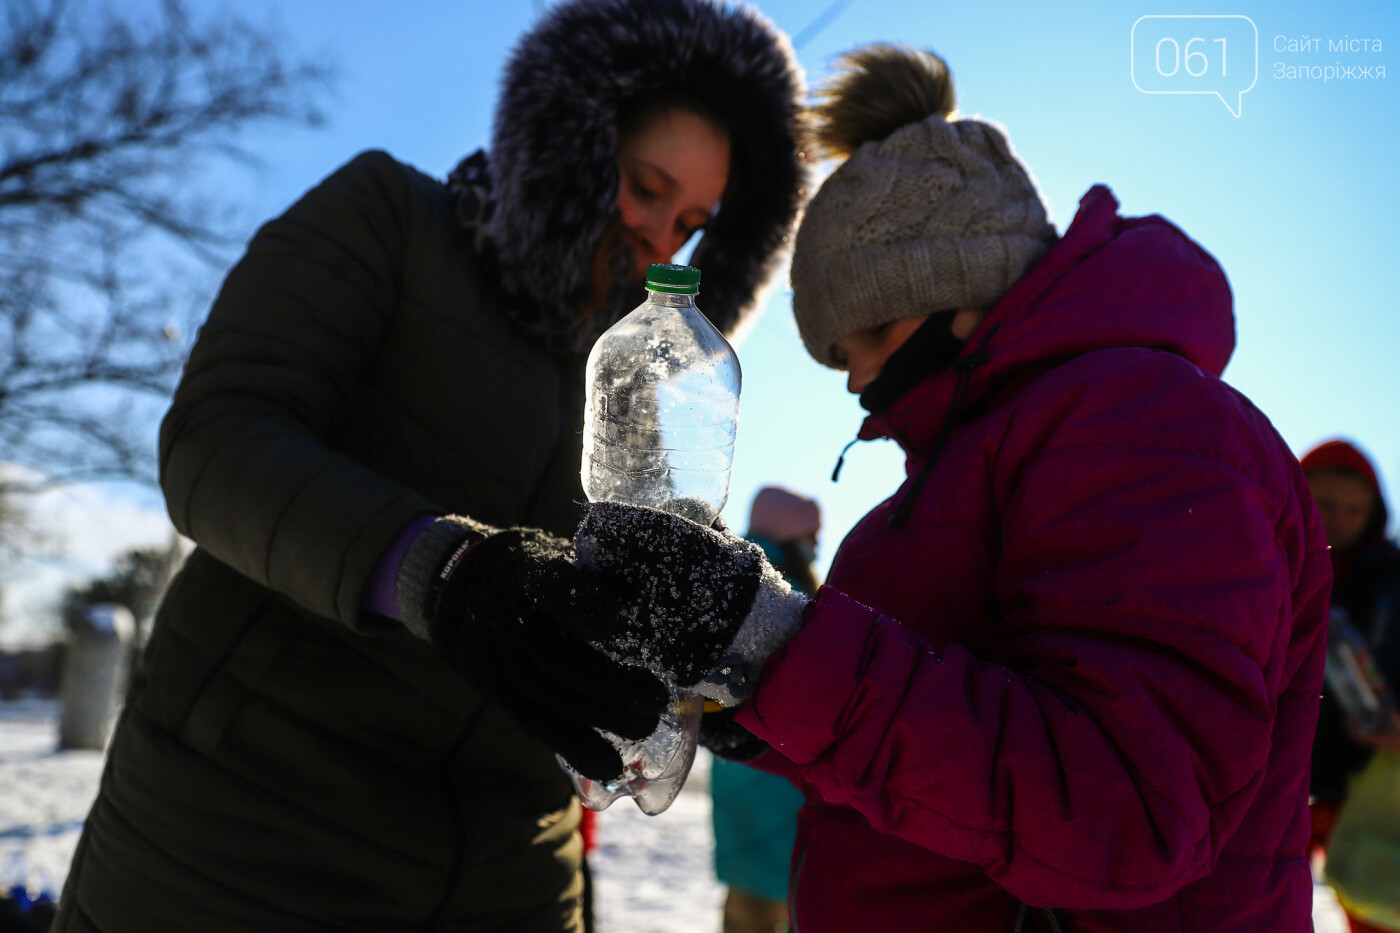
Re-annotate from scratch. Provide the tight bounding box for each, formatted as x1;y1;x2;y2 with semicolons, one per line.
52;1;804;930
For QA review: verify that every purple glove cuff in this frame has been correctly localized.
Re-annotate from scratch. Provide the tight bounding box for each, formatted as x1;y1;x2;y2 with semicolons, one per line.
362;514;438;622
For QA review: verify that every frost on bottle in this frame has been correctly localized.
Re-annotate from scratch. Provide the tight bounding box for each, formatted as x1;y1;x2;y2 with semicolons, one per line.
565;263;741;815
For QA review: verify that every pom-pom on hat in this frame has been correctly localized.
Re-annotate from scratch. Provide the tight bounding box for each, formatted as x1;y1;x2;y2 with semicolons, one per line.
791;44;1059;368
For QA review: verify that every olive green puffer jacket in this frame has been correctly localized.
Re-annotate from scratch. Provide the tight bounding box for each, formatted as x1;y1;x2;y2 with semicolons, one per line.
55;150;594;932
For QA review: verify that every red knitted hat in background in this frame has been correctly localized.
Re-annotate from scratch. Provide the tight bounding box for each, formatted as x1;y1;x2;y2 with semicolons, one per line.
1301;438;1381;495
747;486;822;543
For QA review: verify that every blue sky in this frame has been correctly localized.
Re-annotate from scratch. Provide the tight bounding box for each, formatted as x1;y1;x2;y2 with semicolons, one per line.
7;0;1398;633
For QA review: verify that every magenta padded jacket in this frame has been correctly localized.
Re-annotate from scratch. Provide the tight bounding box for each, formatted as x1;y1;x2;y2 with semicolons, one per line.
738;186;1331;933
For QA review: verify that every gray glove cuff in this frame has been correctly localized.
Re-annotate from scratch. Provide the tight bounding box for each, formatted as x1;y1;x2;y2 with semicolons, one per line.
396;515;494;640
695;563;808;706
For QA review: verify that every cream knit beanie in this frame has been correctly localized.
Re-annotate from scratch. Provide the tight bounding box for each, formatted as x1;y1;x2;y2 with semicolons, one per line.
792;45;1058;368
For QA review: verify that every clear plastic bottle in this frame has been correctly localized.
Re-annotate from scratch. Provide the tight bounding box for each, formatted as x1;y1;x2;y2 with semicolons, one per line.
1325;607;1399;739
564;263;741;815
580;263;740;525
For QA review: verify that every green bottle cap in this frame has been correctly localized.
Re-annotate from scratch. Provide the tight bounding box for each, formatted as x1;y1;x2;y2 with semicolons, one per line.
646;263;701;294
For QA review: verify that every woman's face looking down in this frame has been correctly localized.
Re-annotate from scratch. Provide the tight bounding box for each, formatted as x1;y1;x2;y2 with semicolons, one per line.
615;106;730;277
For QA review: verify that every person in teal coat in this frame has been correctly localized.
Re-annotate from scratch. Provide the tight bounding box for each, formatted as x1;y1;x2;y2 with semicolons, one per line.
711;486;820;933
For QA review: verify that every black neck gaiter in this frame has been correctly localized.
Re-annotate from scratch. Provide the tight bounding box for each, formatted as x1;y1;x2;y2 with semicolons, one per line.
858;309;968;413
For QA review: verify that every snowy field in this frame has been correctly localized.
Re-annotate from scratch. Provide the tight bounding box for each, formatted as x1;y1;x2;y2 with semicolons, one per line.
0;700;1347;932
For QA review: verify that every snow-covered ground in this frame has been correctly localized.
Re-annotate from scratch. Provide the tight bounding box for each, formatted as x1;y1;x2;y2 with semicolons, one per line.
0;700;1349;932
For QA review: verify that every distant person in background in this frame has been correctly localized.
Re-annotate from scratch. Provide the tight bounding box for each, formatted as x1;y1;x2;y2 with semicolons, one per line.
579;807;599;933
711;486;820;933
0;888;54;933
1303;439;1400;933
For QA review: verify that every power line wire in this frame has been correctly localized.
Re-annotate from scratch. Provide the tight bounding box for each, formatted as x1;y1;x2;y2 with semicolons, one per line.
529;0;859;50
791;0;861;50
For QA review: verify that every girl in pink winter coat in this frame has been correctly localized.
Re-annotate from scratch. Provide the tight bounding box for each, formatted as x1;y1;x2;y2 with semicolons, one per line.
564;45;1331;932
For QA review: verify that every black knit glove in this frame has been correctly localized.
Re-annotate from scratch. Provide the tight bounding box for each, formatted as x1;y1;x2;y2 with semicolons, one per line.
699;705;770;762
571;501;809;696
398;518;668;781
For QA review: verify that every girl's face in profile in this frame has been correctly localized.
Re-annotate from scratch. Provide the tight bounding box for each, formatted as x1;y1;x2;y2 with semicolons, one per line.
829;308;985;395
830;316;929;395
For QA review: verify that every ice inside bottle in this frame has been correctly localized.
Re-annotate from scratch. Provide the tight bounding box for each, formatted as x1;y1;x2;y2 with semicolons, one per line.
580;264;741;524
564;262;741;814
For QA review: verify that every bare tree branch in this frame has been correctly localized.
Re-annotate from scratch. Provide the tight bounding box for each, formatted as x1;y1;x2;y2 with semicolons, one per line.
0;0;332;491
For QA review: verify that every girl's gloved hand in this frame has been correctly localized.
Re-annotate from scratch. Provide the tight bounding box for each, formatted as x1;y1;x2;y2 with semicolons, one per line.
699;705;771;762
571;501;809;697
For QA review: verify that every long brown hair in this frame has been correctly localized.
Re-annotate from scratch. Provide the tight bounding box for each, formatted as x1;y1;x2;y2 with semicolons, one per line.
577;216;632;325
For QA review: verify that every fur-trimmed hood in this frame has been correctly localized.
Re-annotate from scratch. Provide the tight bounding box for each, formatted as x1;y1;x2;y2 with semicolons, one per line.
484;0;806;346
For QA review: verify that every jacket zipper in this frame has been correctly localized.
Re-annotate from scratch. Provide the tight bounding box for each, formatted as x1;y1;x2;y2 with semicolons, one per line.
422;707;486;930
1013;901;1074;933
788;845;809;933
888;346;989;529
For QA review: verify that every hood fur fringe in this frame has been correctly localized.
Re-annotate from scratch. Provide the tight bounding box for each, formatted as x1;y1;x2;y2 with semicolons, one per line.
487;0;806;342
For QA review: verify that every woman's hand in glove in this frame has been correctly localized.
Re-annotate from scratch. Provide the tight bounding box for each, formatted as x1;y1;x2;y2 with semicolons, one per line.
570;501;809;700
397;518;668;782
